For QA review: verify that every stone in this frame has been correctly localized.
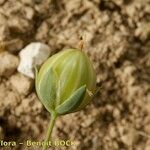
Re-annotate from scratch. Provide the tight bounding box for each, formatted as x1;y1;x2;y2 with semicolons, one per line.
0;0;5;5
119;127;137;146
5;39;24;53
0;25;10;41
35;22;49;42
0;52;19;77
17;42;51;78
24;6;34;20
144;124;150;134
9;73;33;96
0;41;5;52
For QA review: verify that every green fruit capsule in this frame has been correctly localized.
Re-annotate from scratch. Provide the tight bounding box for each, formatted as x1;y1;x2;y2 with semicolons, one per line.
35;49;96;115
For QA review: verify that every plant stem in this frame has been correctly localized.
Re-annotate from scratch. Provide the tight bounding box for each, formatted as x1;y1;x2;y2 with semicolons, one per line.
43;111;57;150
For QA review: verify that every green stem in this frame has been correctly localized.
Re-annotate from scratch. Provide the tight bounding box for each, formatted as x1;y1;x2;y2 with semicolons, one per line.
43;111;57;150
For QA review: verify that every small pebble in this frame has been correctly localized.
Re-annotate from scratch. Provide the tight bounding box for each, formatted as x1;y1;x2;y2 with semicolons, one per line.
17;42;51;78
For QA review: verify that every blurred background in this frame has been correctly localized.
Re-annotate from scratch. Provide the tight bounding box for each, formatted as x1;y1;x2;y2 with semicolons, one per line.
0;0;150;150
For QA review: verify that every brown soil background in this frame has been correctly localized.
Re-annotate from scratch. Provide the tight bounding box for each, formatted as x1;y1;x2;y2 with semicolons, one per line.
0;0;150;150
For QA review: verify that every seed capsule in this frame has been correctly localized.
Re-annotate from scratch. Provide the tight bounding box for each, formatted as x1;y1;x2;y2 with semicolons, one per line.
35;49;96;115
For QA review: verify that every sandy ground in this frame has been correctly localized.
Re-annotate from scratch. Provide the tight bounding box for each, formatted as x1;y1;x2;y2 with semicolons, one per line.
0;0;150;150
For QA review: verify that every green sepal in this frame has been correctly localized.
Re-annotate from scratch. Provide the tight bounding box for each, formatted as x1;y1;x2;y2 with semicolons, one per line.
55;85;86;115
36;67;58;112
